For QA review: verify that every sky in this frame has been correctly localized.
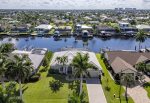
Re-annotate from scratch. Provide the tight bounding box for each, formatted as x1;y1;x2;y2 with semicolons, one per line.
0;0;150;9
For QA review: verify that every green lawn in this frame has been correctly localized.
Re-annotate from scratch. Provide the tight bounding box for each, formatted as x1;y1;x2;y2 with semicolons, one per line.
23;71;88;103
143;82;150;98
96;54;134;103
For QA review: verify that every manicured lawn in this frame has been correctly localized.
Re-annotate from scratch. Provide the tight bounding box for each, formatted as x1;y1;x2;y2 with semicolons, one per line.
23;72;89;103
143;82;150;98
96;54;134;103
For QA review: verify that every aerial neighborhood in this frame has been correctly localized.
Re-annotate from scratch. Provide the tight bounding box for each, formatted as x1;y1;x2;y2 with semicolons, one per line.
0;8;150;103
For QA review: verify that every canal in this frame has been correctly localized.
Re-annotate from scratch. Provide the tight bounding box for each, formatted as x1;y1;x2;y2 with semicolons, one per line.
0;36;150;52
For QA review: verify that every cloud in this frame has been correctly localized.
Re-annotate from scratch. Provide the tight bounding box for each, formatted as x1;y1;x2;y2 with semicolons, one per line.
0;0;149;9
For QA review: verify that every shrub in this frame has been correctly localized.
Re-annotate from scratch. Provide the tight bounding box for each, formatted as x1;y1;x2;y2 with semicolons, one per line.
43;57;49;67
29;74;40;82
46;51;53;60
39;67;48;72
48;69;59;74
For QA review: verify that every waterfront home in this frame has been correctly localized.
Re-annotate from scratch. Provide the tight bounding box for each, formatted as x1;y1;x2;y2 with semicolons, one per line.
118;21;138;35
104;51;150;80
97;25;115;36
10;24;30;33
35;24;53;35
50;49;102;78
120;27;138;36
55;26;72;35
75;24;93;36
12;48;47;73
136;24;150;32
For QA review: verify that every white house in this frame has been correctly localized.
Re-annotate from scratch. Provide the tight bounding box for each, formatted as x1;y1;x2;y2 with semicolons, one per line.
50;49;102;78
12;48;47;73
35;24;53;33
76;24;92;30
136;24;150;32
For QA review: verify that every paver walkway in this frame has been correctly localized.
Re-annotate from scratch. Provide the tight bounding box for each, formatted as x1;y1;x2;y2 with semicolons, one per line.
127;75;150;103
86;78;107;103
127;85;150;103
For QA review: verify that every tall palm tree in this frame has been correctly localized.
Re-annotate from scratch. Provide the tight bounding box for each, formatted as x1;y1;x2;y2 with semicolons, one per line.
55;56;68;74
0;43;12;89
121;74;134;103
135;30;147;50
71;53;97;95
0;56;8;89
6;54;33;101
0;81;20;103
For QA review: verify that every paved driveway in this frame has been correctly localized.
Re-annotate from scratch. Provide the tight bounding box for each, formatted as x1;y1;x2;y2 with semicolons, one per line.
86;78;107;103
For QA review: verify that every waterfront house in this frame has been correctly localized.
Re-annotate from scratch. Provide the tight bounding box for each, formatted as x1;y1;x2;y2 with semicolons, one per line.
118;22;138;35
136;24;150;32
75;24;93;36
97;25;115;36
104;51;150;80
55;26;72;35
50;49;102;78
10;24;30;33
12;48;47;73
35;24;53;35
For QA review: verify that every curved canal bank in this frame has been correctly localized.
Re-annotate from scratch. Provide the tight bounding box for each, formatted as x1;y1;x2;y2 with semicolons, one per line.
0;36;150;52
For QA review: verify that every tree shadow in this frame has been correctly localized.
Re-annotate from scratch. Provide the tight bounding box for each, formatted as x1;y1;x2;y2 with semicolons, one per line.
49;80;64;93
47;73;68;83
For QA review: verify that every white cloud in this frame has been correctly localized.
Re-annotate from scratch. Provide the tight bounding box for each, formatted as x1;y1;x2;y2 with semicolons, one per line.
0;0;149;9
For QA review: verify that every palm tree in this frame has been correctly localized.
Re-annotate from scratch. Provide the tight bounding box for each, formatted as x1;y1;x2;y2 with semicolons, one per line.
0;43;12;89
0;81;21;103
71;53;97;95
135;30;147;50
121;74;134;103
55;56;68;74
0;56;8;89
6;54;33;101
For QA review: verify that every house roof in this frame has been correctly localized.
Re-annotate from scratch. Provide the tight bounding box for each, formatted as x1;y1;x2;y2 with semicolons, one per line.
97;25;114;30
118;22;129;25
136;25;150;29
106;51;150;66
35;24;52;30
111;57;137;74
50;50;102;71
11;48;47;70
81;25;92;29
136;55;149;64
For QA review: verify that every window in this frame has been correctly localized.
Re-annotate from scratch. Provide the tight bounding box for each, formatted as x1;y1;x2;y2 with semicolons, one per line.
60;67;63;72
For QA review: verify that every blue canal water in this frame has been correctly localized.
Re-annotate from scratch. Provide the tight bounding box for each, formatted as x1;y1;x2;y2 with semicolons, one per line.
0;36;150;52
